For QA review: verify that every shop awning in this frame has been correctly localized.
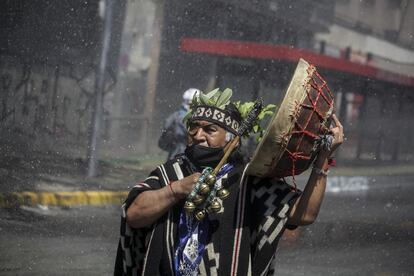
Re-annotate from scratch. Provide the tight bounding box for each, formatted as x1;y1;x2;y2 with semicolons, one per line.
180;38;414;88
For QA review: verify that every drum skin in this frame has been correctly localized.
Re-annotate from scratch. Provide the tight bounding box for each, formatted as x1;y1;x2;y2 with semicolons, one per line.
247;59;334;178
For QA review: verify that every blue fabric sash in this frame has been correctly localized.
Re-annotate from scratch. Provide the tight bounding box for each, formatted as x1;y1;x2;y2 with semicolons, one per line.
174;163;234;276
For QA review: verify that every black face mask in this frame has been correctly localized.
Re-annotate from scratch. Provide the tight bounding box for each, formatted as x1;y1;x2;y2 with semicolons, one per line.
185;144;225;169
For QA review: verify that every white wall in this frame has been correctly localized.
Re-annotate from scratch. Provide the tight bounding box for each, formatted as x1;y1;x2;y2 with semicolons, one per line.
316;25;414;76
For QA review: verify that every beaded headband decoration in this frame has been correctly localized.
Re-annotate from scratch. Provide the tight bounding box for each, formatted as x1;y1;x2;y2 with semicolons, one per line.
184;88;276;139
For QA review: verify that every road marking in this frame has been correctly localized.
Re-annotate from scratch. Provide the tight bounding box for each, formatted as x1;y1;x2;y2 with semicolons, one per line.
327;176;369;193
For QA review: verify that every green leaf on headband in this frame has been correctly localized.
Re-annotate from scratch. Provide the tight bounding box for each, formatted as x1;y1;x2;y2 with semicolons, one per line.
200;93;211;105
215;88;232;108
234;101;254;120
184;87;277;141
257;104;276;120
204;88;219;99
233;101;277;139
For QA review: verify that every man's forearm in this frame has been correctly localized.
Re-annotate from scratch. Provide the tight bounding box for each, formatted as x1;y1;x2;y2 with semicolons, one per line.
288;114;344;226
126;173;199;228
126;186;178;228
288;155;328;225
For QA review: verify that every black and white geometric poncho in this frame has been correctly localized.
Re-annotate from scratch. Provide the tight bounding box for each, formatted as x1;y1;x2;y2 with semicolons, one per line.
114;155;300;276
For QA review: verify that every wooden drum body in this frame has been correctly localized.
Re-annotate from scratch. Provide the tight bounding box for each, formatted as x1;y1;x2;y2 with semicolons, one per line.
247;59;334;178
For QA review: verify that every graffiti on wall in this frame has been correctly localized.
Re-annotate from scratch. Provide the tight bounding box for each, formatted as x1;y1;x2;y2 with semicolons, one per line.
0;55;116;147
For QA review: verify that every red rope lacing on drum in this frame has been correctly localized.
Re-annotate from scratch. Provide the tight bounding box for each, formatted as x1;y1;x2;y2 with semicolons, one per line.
283;65;334;190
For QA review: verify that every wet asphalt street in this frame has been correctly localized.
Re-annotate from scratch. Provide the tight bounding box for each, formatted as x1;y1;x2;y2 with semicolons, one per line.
0;175;413;275
274;175;414;276
0;205;120;275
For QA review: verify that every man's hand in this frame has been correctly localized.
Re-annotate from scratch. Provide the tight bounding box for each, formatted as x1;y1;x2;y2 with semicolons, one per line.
318;114;344;161
171;173;201;199
328;114;344;155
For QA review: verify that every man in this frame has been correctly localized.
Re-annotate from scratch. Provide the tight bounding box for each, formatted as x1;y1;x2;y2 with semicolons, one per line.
115;88;343;276
158;88;200;160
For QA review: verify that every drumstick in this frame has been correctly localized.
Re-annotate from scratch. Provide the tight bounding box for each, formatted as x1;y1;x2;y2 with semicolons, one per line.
223;139;232;152
213;136;240;175
212;99;263;175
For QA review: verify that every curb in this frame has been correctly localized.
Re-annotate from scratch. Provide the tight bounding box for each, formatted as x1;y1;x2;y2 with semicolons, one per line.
0;191;129;208
2;175;413;209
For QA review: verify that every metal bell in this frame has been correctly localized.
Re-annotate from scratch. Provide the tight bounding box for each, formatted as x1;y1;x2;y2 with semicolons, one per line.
192;194;204;205
217;188;230;200
184;201;196;213
208;200;221;213
195;209;206;221
205;174;217;186
199;183;210;195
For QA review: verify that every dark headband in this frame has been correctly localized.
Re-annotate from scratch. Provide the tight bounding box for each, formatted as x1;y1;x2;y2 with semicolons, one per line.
188;105;241;135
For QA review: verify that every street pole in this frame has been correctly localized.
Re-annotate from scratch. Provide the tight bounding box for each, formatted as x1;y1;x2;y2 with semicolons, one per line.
87;0;114;177
144;0;164;154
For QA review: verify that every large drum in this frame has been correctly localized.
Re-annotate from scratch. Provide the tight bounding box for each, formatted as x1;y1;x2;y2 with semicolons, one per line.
247;58;334;178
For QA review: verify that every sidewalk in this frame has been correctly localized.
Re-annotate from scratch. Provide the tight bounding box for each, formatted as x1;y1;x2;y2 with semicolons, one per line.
0;151;165;208
1;149;414;208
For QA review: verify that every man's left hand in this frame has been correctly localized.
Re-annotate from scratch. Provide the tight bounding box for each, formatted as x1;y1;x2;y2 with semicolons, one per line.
320;114;344;159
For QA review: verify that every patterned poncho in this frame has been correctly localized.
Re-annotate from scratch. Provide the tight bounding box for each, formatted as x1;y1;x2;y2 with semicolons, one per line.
114;155;300;276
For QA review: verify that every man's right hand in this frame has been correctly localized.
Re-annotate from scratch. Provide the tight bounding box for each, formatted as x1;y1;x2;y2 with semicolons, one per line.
170;173;201;199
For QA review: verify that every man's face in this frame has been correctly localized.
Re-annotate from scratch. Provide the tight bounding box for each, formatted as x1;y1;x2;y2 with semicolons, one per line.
187;120;227;148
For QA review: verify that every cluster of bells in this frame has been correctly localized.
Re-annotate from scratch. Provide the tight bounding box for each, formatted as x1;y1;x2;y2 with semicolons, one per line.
183;173;230;221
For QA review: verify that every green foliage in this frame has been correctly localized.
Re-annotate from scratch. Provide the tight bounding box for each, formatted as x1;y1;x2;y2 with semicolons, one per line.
233;101;276;140
183;88;277;141
190;87;232;109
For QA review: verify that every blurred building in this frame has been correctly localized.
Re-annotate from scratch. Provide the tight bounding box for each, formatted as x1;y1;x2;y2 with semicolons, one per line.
314;0;414;162
134;0;414;162
0;0;413;163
